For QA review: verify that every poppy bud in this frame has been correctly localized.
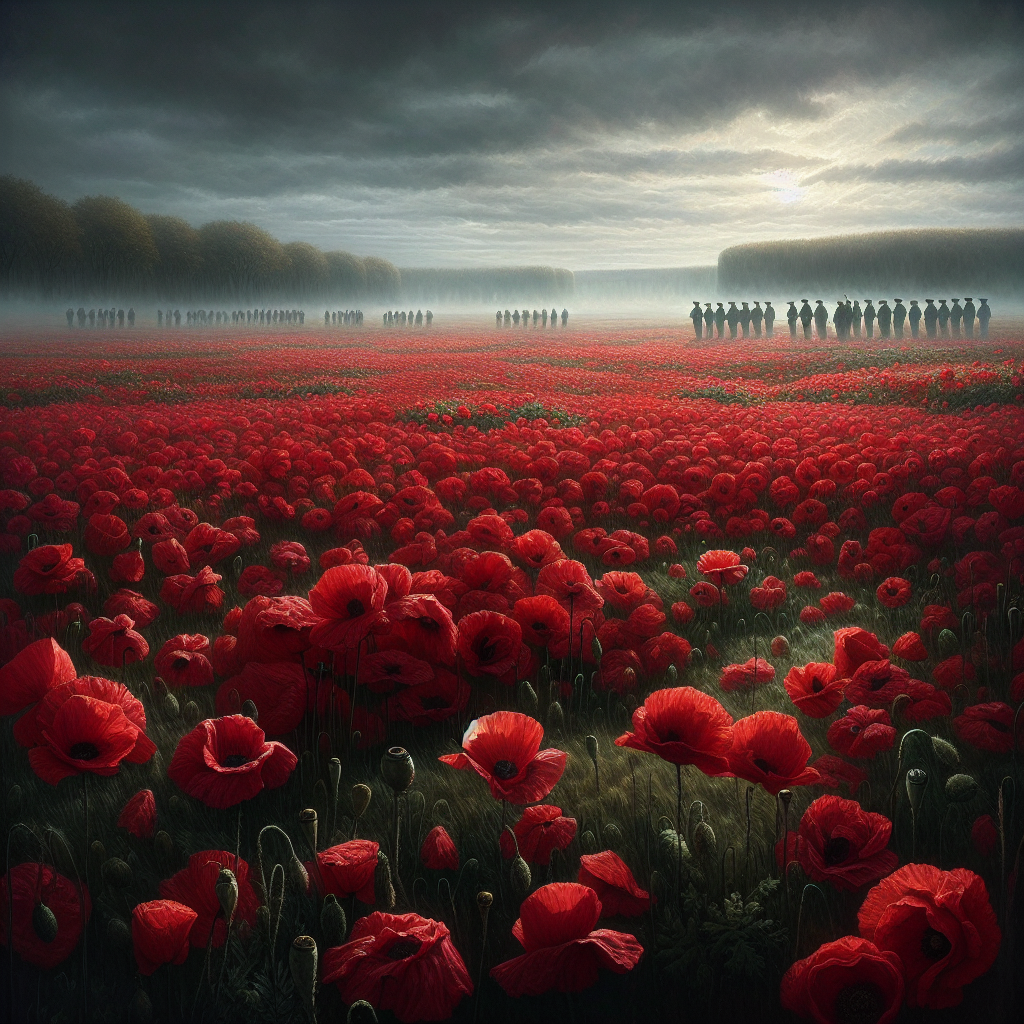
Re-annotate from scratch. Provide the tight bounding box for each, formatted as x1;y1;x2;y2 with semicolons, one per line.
162;692;179;718
299;808;318;854
7;784;22;819
242;699;258;722
351;783;372;819
432;798;451;823
289;935;318;1022
128;988;154;1024
771;635;790;658
692;820;717;859
591;636;603;662
603;822;622;846
905;768;928;816
154;830;174;866
937;628;959;658
666;664;677;683
107;916;132;949
546;700;564;734
320;893;347;946
581;830;597;853
407;790;425;818
347;1000;379;1024
660;828;688;861
102;857;133;888
182;700;200;728
585;734;599;763
511;854;532;898
289;854;309;892
256;905;271;938
517;679;538;714
931;736;960;767
233;555;243;577
216;867;238;924
381;746;415;793
375;851;396;911
945;774;978;803
32;902;59;943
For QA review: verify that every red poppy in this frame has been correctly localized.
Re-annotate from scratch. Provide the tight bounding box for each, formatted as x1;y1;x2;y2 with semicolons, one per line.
374;561;413;601
696;549;748;586
689;581;726;607
932;655;975;691
536;559;603;613
132;899;197;974
795;796;898;891
110;548;145;584
421;826;459;871
512;529;564;570
103;589;160;628
438;710;566;804
387;668;469;726
183;523;241;568
953;702;1018;753
235;594;317;664
750;575;787;611
784;662;845;718
819;592;855;617
215;662;308;735
892;631;928;661
81;614;149;667
152;536;190;575
513;595;570;650
827;706;896;759
308;564;388;650
158;850;258;948
322;911;472;1022
0;637;76;717
456;610;523;677
168;714;297;808
594;648;643;694
842;659;912;708
858;863;1001;1009
154;634;214;688
793;571;821;589
84;513;131;556
161;566;225;615
237;564;284;597
614;686;734;775
921;604;959;635
118;788;157;839
719;657;776;692
0;862;91;969
810;755;868;794
876;576;912;609
595;571;648;613
309;840;379;902
500;805;577;865
901;681;953;722
358;650;433;693
781;936;904;1024
376;594;458;666
577;852;651;917
13;544;86;596
639;632;691;676
490;883;643;997
832;627;889;679
727;711;819;795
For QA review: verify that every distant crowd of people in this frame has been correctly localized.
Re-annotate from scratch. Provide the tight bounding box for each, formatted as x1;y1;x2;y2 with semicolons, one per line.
497;308;569;326
67;306;135;327
382;309;431;326
325;310;365;325
690;298;993;341
158;308;308;326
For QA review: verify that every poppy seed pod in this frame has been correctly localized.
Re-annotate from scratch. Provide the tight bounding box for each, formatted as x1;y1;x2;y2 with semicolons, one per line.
938;628;959;659
375;851;396;911
289;935;318;1020
216;867;238;924
182;700;200;728
347;1001;379;1024
771;635;790;658
241;699;258;722
320;893;347;946
905;768;928;816
299;808;318;853
511;853;532;898
692;820;717;859
154;830;174;865
351;783;372;819
102;857;133;888
945;774;979;803
381;747;415;793
547;700;564;734
32;902;59;943
666;663;678;683
931;736;960;767
518;679;538;714
162;692;179;718
585;735;599;763
106;916;132;949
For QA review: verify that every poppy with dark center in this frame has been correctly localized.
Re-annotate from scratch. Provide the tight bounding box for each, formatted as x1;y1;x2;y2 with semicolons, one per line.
639;632;692;676
308;564;388;651
595;571;648;613
80;613;150;668
307;840;379;902
154;633;213;688
512;595;570;650
387;669;469;726
833;627;889;679
13;544;87;596
182;523;241;568
131;900;197;975
726;711;819;795
827;706;896;759
456;610;523;677
490;883;643;997
781;936;904;1024
842;660;913;708
511;529;564;570
876;576;912;609
858;863;1001;1009
321;911;473;1023
167;714;297;808
784;662;846;718
536;559;604;614
158;851;259;948
953;702;1018;753
696;549;748;586
235;594;318;664
577;851;651;917
0;862;92;969
359;650;434;693
439;710;566;804
500;805;577;865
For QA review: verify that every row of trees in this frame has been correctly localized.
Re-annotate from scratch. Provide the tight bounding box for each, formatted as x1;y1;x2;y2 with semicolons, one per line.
717;228;1024;294
0;176;401;301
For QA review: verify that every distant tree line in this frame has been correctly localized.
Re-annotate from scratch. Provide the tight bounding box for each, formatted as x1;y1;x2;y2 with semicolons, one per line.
398;266;574;303
0;176;401;301
717;229;1024;295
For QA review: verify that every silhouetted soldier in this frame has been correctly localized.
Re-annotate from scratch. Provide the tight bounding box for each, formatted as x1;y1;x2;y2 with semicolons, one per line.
813;300;828;339
799;300;813;339
561;308;568;325
924;300;938;338
863;300;875;338
157;310;163;326
833;300;846;339
950;299;963;338
892;299;907;338
877;300;892;339
908;300;921;338
76;307;86;326
425;311;432;324
978;299;990;338
541;308;548;325
787;302;798;337
937;300;950;336
763;301;775;336
752;301;763;338
325;311;331;325
738;302;750;338
851;300;862;337
690;301;703;339
417;310;424;325
127;307;135;326
174;310;181;325
703;303;714;337
963;297;976;338
496;311;503;327
715;303;726;338
726;302;740;339
65;308;74;327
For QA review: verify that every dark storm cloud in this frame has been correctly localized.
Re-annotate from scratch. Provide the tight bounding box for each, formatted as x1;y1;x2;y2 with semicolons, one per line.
2;0;1023;266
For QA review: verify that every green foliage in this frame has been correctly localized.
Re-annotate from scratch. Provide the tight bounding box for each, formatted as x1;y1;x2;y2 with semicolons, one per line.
400;398;586;431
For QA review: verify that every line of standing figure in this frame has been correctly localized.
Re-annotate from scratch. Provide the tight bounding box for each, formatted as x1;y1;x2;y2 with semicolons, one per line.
690;298;992;341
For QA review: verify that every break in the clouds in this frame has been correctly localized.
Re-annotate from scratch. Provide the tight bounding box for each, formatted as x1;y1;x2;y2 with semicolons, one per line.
1;0;1022;268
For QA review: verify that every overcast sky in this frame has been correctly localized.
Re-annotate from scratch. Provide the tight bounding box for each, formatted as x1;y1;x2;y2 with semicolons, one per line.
2;1;1022;269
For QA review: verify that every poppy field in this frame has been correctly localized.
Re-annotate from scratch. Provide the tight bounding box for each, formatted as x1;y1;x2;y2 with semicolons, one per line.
1;321;1023;1024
